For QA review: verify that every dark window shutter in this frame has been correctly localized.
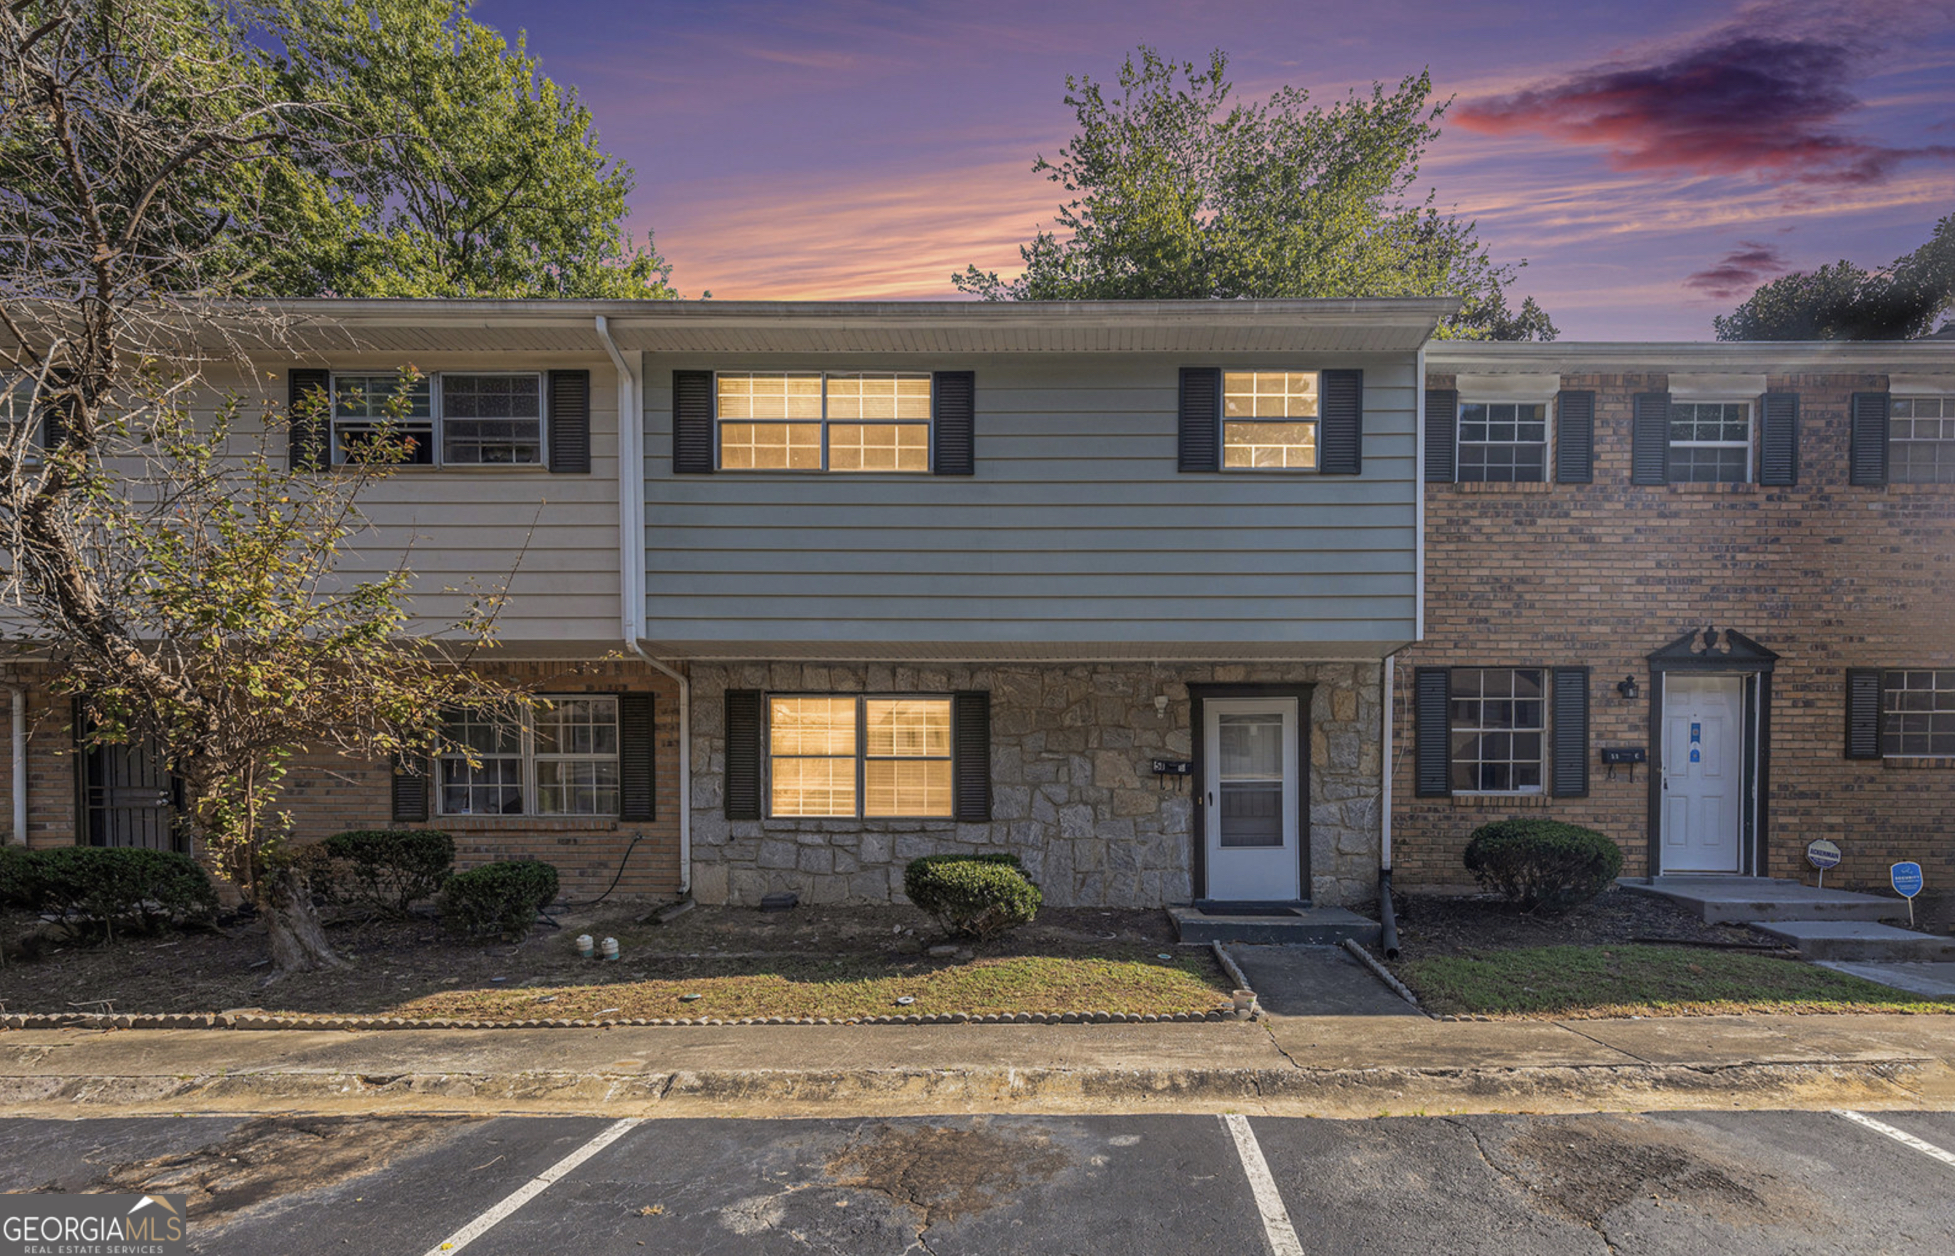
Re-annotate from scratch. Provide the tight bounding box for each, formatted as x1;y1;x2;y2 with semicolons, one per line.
35;369;76;450
932;371;975;475
1414;667;1451;797
1758;392;1799;486
288;368;330;472
1631;392;1670;485
1849;392;1890;487
1555;390;1594;484
618;692;656;821
1551;666;1590;797
547;369;591;474
1425;388;1458;483
1845;668;1883;759
672;370;715;475
952;690;992;821
391;752;428;823
723;689;762;819
1178;367;1220;472
1319;368;1363;475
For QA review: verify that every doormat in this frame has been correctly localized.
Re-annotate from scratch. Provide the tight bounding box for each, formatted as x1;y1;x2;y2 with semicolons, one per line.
1197;905;1301;918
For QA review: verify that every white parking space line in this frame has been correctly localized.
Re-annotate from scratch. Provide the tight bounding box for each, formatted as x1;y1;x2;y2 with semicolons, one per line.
1834;1109;1955;1170
422;1118;643;1255
1222;1114;1305;1256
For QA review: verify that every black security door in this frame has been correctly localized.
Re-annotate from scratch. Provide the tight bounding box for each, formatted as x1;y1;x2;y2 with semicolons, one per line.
82;736;183;851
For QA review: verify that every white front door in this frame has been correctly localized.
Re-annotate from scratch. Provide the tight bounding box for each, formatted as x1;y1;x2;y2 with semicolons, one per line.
1203;698;1301;901
1662;674;1745;873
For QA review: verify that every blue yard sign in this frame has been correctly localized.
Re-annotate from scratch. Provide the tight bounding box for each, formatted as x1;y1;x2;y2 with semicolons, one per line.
1892;861;1924;927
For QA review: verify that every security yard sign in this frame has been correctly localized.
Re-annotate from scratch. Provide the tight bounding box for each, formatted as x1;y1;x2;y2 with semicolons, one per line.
1806;838;1842;888
1892;861;1924;926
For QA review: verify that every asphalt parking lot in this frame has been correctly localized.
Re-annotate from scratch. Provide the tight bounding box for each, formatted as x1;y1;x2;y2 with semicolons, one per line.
4;1108;1952;1254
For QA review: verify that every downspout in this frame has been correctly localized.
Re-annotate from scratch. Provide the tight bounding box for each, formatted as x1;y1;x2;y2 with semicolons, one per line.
1378;654;1399;958
595;316;690;896
9;687;24;845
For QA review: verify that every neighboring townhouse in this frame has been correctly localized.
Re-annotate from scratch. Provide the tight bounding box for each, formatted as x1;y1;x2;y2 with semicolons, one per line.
2;298;1446;913
1397;339;1955;895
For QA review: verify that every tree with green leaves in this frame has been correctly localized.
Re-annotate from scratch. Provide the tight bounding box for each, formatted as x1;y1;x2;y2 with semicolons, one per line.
957;48;1555;341
1714;215;1955;341
0;1;532;972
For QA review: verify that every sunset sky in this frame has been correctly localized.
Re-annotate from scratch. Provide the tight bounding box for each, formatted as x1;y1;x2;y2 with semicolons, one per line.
479;0;1955;339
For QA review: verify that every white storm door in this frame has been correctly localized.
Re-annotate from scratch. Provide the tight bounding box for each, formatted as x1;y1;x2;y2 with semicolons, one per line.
1661;675;1745;873
1203;698;1300;901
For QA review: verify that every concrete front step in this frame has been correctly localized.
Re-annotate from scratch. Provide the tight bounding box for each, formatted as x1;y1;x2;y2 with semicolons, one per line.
1752;920;1955;962
1167;904;1382;946
1621;876;1909;925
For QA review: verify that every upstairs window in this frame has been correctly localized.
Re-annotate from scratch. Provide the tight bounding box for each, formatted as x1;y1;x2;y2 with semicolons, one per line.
1891;396;1955;484
331;372;544;468
1457;400;1549;482
1;375;34;460
717;372;931;472
437;697;620;817
1882;670;1955;758
767;695;953;817
1668;401;1751;483
1449;668;1545;793
1223;371;1318;469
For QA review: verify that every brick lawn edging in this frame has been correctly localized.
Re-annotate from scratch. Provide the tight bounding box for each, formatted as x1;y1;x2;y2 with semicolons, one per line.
0;1008;1237;1032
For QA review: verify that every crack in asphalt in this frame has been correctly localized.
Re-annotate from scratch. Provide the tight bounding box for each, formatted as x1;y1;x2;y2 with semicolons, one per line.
1444;1117;1619;1255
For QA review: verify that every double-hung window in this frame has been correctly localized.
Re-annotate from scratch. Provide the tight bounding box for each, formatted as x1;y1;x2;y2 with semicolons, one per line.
0;374;33;460
1222;371;1319;469
1449;668;1545;793
767;695;953;817
1668;401;1751;483
438;696;621;817
1457;400;1549;482
1890;395;1955;484
1881;670;1955;758
331;372;544;468
716;372;931;472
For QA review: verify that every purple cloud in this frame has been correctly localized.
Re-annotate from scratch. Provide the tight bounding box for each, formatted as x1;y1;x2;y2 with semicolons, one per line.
1685;241;1791;297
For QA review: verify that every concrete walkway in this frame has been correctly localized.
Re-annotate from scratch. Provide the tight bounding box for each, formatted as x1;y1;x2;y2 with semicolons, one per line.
4;1010;1952;1120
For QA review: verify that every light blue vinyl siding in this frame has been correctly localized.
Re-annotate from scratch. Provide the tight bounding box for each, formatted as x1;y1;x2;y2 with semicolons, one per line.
643;352;1417;652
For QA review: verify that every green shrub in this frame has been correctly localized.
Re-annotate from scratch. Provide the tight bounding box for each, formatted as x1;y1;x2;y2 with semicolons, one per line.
1463;819;1624;914
31;846;218;940
438;860;559;941
0;844;40;909
903;854;1042;941
319;829;454;916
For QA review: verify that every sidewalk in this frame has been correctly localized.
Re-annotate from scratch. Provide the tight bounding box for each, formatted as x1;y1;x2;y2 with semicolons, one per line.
4;1011;1951;1119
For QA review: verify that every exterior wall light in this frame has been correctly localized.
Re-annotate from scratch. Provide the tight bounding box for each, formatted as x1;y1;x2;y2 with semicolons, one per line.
1617;675;1640;700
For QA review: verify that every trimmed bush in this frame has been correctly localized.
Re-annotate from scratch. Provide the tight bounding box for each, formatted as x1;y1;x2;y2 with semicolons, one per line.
0;844;40;909
320;829;454;916
439;859;559;941
1463;819;1624;914
903;854;1042;942
31;846;218;939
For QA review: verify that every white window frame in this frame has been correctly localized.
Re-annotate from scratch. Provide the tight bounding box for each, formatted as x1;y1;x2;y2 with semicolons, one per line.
435;695;621;818
1880;669;1955;759
329;371;548;471
1221;368;1322;473
762;693;956;819
0;373;38;465
1889;394;1955;485
1448;666;1548;796
1456;396;1554;483
1667;399;1753;483
713;371;934;474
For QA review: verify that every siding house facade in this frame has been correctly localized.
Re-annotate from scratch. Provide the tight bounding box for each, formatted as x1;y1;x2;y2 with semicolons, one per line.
1396;340;1955;896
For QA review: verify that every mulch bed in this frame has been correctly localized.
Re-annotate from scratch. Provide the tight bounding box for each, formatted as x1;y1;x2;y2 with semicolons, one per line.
1387;886;1777;960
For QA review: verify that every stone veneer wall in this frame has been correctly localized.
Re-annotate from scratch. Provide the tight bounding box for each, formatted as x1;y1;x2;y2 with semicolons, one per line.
687;661;1383;909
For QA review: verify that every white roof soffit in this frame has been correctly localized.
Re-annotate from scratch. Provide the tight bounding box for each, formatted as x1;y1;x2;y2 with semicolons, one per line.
198;297;1463;357
1429;339;1955;374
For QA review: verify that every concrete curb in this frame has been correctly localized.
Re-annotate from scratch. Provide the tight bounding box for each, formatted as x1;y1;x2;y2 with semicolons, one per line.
1;1057;1943;1119
0;1008;1233;1032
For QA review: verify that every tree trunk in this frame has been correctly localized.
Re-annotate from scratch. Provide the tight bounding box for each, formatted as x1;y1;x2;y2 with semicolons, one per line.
260;863;344;975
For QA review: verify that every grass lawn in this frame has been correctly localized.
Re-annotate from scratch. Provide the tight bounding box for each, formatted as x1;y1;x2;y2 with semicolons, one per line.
1400;944;1955;1019
396;952;1228;1022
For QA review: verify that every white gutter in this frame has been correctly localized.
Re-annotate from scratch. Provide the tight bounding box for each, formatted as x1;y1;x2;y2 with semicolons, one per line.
593;316;689;895
1379;655;1394;872
9;687;24;844
1413;343;1426;642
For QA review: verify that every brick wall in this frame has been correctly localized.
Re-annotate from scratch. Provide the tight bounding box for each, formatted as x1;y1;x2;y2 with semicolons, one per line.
0;658;683;902
1395;370;1955;894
